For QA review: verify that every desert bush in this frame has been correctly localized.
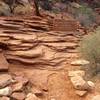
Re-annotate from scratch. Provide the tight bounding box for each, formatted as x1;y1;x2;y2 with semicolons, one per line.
80;27;100;77
69;3;96;28
14;4;32;15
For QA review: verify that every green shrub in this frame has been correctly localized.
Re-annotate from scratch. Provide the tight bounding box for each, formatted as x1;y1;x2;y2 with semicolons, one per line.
80;27;100;77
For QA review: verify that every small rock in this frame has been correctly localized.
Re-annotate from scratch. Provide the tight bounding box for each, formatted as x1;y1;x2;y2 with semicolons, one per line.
92;95;100;100
26;93;40;100
68;70;85;77
0;52;9;71
0;87;12;96
70;76;89;90
0;74;13;88
75;90;87;96
71;59;89;66
31;87;43;96
0;96;10;100
12;82;23;92
11;92;26;100
87;81;95;90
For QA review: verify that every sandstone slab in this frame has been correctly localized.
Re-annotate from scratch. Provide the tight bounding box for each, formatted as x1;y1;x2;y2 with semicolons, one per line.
71;59;90;66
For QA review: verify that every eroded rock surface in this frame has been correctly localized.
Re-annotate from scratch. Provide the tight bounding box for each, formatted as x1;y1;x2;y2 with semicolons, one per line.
0;16;87;100
0;16;82;69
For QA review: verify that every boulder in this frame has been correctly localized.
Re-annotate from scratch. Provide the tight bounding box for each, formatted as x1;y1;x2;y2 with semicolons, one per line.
0;74;13;88
11;92;26;100
0;87;12;96
70;76;89;90
75;90;87;96
25;93;40;100
71;59;90;66
92;95;100;100
68;70;85;77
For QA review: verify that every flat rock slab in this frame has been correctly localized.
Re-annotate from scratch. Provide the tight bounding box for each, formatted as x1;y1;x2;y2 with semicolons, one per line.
0;52;9;71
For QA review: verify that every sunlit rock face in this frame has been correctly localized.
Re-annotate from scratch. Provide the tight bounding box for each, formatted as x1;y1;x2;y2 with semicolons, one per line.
0;16;82;69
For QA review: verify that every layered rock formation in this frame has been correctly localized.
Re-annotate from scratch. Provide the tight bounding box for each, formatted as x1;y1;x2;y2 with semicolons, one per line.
0;16;82;69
